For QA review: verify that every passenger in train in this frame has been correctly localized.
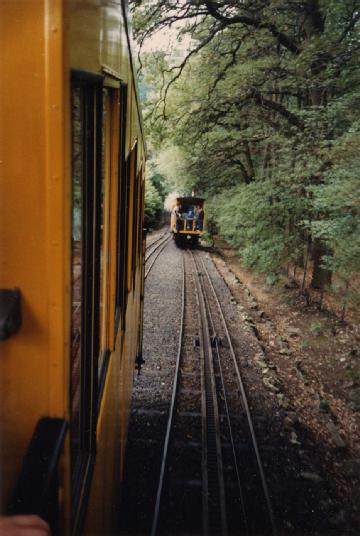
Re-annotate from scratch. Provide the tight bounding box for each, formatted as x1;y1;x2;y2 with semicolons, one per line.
0;515;51;535
185;205;195;230
195;205;204;230
173;203;182;231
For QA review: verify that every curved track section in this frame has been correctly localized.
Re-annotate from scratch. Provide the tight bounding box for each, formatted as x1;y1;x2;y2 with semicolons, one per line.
145;234;172;280
145;231;169;257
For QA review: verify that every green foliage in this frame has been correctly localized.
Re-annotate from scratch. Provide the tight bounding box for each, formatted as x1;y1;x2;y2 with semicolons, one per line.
310;321;324;337
144;173;163;230
307;123;360;281
155;145;193;192
150;172;168;201
266;273;280;287
135;0;360;306
143;156;173;229
208;171;309;274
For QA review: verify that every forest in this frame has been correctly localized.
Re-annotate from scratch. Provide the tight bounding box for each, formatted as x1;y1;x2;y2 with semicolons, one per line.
134;0;360;316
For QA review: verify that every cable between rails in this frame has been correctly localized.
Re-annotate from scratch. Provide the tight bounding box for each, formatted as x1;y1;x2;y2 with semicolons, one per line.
190;250;228;536
194;254;249;536
196;251;279;536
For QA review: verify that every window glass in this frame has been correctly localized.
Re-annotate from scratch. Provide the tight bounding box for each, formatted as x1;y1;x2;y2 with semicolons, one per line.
99;89;111;371
70;76;104;532
70;87;83;464
116;86;128;315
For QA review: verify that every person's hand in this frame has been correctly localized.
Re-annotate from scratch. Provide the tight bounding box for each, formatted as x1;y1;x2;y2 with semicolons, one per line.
0;515;51;536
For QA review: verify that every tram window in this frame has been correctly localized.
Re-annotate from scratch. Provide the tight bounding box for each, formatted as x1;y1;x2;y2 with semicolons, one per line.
123;156;131;312
132;164;139;288
70;76;102;477
134;163;141;279
127;145;137;292
115;85;128;321
99;89;111;372
70;87;83;462
137;169;144;258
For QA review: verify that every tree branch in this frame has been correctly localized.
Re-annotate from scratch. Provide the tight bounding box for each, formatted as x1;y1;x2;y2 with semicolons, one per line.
339;10;360;42
159;23;226;118
204;1;300;54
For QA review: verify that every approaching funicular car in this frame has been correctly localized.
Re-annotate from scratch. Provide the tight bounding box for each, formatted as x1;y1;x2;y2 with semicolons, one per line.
171;196;205;246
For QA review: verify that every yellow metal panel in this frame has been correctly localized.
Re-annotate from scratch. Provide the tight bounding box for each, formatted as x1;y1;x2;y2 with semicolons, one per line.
44;0;71;528
101;2;128;75
67;0;102;74
44;0;70;420
67;0;129;81
125;82;133;158
67;0;146;160
0;0;69;518
84;294;139;533
0;0;48;508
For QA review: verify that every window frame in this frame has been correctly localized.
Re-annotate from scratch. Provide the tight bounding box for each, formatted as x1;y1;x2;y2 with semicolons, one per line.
115;83;129;331
70;70;103;533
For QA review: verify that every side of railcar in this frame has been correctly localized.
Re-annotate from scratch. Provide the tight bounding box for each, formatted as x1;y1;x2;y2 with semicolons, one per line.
0;1;145;534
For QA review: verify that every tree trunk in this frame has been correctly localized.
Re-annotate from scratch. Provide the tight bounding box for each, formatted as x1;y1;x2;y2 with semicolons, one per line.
244;141;255;181
261;143;272;178
311;238;332;289
302;238;311;290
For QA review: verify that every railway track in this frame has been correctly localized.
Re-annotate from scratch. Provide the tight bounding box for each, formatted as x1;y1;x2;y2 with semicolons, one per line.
145;233;172;279
192;250;278;536
150;254;186;536
150;248;277;536
121;240;353;536
191;250;228;536
145;230;168;252
150;249;204;535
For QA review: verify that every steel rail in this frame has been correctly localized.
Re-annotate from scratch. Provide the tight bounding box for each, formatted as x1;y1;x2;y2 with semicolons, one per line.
145;232;170;262
145;231;167;251
196;254;249;536
150;253;185;536
145;230;169;254
144;235;172;279
197;251;279;536
190;251;228;536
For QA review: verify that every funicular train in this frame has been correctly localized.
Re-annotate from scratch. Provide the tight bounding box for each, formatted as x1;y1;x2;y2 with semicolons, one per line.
0;1;145;534
170;196;205;246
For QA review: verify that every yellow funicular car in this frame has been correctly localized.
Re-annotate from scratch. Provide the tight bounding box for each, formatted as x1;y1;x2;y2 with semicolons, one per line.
171;196;205;246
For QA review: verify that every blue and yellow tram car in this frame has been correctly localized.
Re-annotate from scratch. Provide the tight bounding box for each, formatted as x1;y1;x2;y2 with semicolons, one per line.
0;1;145;534
170;196;205;246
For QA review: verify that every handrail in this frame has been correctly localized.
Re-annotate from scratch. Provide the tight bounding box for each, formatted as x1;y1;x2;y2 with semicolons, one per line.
0;288;21;341
8;417;68;533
